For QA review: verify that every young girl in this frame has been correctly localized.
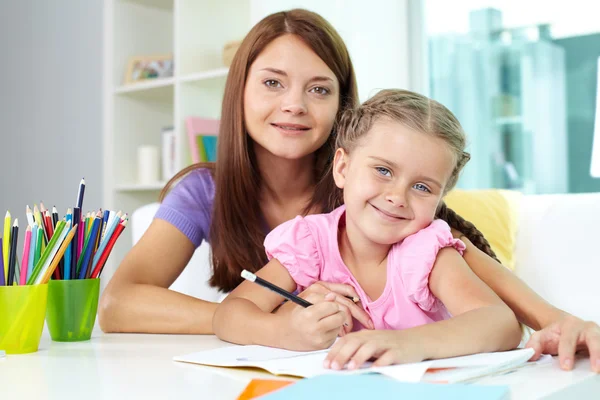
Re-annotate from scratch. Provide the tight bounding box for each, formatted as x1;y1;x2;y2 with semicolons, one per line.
213;89;522;368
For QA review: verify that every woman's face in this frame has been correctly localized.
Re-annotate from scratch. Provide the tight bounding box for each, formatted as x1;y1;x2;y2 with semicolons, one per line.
244;34;340;161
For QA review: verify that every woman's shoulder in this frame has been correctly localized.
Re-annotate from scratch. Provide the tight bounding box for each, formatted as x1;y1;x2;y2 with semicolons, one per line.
154;167;215;247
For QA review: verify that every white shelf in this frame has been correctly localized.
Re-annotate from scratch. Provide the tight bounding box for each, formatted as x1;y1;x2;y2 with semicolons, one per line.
115;182;167;192
115;77;175;94
178;68;229;84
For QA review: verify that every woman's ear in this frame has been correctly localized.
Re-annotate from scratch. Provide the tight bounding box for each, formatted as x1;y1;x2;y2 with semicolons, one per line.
333;148;349;189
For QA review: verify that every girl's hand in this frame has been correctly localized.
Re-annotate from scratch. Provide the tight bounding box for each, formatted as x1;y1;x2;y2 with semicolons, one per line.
525;315;600;372
323;330;425;370
283;293;346;351
278;281;375;335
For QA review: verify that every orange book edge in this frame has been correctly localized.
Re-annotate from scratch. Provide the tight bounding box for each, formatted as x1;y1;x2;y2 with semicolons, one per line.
236;379;294;400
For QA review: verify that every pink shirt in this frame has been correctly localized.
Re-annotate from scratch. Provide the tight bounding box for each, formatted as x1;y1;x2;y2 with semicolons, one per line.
264;206;466;331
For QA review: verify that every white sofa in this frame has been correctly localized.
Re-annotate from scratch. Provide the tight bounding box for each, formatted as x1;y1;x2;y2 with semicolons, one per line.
130;193;600;324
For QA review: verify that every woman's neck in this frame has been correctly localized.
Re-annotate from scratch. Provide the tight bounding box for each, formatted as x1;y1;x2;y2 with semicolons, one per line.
338;214;391;274
255;143;316;206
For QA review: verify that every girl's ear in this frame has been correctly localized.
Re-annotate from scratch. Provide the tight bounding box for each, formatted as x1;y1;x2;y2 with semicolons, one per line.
333;148;349;189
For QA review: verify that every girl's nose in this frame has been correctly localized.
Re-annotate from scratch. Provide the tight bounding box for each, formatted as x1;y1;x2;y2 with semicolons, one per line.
386;191;407;208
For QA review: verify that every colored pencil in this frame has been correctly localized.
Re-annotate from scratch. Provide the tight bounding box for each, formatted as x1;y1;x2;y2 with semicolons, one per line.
32;221;69;285
27;221;65;285
52;206;59;228
78;215;101;279
27;224;37;282
90;211;122;272
33;204;43;229
7;219;19;286
26;205;35;227
70;207;81;279
3;211;10;280
0;239;4;286
91;219;127;279
63;209;72;279
20;225;32;285
76;178;85;209
38;223;77;285
33;225;43;271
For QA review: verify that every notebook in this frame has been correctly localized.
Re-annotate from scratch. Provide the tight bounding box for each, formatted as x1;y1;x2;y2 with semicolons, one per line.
174;345;536;384
258;375;510;400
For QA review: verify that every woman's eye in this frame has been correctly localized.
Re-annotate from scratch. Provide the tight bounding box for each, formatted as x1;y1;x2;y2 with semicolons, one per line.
264;79;282;88
413;183;431;193
310;86;330;95
375;167;391;177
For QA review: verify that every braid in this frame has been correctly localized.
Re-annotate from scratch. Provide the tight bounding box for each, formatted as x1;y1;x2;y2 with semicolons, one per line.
436;202;501;264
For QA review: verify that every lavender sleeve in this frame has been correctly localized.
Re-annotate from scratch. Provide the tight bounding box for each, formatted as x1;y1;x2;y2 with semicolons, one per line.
154;168;215;248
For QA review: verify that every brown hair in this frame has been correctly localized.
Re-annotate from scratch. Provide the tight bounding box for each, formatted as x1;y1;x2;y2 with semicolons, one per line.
161;9;359;292
333;89;500;262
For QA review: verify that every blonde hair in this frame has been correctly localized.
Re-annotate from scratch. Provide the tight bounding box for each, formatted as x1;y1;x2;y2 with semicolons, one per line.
336;89;471;194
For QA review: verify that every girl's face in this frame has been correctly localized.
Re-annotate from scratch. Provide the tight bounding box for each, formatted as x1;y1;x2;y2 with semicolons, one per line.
333;118;456;246
244;34;340;162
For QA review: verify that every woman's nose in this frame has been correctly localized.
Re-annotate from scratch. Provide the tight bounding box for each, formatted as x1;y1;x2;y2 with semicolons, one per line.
281;91;307;115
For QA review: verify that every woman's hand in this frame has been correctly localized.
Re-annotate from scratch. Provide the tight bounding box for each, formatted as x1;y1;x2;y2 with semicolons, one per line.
526;315;600;372
323;330;425;370
277;281;374;335
281;293;346;351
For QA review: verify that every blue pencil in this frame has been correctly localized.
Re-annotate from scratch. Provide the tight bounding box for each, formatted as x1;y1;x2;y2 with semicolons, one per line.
64;212;72;280
27;224;37;282
78;216;100;280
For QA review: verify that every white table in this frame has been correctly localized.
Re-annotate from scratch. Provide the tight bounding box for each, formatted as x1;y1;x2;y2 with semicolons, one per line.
1;327;598;399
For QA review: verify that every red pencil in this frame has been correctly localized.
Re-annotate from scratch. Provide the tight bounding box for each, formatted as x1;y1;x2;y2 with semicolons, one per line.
90;220;127;279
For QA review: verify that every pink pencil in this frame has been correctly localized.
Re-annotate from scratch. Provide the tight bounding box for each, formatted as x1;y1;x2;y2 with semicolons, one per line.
20;225;32;285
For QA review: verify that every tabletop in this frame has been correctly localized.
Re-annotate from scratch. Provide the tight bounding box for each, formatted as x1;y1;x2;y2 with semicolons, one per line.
1;328;598;399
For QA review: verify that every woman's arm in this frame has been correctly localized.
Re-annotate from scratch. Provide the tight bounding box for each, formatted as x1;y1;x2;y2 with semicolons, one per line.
455;231;562;330
457;232;600;372
324;247;521;369
213;259;346;351
98;219;217;334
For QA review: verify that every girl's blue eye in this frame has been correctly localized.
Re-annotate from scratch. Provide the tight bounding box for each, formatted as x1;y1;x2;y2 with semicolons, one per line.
413;183;431;193
310;86;330;95
264;79;282;88
375;167;391;177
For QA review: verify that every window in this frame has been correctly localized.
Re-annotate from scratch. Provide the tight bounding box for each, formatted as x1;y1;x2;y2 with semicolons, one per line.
424;0;600;193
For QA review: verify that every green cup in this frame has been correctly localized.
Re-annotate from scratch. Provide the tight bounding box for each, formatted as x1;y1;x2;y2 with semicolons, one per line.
0;284;48;354
46;278;100;342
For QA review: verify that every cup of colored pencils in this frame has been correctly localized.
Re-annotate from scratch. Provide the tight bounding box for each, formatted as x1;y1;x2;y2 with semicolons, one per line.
0;178;128;347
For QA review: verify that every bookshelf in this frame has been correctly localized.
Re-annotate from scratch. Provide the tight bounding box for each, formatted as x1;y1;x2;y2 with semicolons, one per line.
102;0;251;282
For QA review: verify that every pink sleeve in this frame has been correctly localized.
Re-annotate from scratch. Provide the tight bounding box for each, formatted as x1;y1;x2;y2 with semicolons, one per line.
398;219;466;312
264;216;323;291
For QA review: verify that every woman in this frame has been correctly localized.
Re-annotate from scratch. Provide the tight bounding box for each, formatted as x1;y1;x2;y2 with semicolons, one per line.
99;9;600;372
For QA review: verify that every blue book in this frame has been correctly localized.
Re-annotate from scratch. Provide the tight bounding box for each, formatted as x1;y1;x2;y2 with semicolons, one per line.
260;374;509;400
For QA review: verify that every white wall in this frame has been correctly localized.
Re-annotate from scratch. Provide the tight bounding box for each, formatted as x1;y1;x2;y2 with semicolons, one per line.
0;1;103;228
250;0;412;101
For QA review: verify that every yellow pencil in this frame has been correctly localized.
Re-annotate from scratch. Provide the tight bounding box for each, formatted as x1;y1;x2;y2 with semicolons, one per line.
39;223;78;285
3;211;10;280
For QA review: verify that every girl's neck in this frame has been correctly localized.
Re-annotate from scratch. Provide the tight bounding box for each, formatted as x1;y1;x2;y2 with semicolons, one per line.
338;214;391;273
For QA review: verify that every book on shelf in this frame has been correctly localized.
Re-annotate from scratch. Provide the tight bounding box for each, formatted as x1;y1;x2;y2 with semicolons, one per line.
161;126;176;181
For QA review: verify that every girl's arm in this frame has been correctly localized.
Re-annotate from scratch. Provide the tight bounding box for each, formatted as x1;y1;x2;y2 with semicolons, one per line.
98;219;218;334
458;233;600;372
213;259;346;351
325;247;522;369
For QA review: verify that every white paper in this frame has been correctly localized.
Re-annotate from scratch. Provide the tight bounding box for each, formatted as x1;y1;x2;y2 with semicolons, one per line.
174;345;534;383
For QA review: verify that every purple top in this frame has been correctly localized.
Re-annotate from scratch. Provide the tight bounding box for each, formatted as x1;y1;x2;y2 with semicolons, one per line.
155;168;215;248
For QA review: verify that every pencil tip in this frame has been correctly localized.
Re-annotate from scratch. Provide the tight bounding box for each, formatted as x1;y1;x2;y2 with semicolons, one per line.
5;210;10;217
13;218;18;227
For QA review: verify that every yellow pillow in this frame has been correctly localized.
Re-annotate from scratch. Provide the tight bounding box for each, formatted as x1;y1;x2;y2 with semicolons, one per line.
443;189;522;270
